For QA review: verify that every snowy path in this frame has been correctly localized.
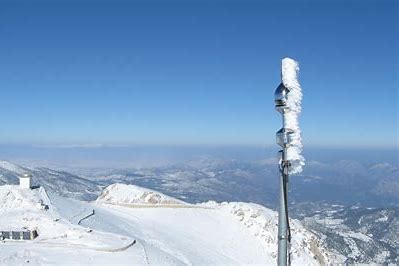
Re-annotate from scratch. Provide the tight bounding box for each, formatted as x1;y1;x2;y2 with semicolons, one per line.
0;186;144;265
48;192;187;265
48;192;272;264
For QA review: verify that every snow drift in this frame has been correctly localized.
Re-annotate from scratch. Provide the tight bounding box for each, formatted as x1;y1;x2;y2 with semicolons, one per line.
96;183;186;206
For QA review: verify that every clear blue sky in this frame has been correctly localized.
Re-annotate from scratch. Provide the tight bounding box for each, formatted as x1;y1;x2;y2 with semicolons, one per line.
0;0;397;148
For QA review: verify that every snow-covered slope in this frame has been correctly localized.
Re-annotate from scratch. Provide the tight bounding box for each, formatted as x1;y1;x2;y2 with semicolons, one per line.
0;160;100;200
92;183;343;265
302;205;399;264
201;201;342;265
0;161;27;175
0;185;138;265
97;183;186;206
0;182;343;265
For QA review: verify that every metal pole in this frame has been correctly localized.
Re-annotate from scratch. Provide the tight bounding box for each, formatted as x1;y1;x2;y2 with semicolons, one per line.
275;83;293;266
277;149;288;266
275;57;303;266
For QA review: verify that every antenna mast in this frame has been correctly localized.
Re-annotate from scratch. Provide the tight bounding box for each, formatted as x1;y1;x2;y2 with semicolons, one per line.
275;58;304;266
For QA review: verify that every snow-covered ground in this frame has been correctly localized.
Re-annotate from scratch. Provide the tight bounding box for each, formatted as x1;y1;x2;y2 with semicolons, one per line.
0;185;139;265
96;183;186;206
0;183;342;265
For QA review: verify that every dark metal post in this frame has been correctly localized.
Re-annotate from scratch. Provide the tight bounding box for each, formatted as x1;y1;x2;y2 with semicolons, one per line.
275;83;293;266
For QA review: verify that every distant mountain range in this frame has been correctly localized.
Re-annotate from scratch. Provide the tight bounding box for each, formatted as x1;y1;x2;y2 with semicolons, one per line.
301;203;399;264
86;156;399;208
0;161;100;200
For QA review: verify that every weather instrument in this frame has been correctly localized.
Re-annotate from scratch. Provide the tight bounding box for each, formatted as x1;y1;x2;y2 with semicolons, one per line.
275;58;305;266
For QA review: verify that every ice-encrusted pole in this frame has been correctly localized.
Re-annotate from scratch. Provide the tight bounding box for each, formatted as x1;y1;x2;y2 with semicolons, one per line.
275;58;305;266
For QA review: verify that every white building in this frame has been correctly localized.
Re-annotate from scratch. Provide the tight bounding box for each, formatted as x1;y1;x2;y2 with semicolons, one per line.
19;174;32;189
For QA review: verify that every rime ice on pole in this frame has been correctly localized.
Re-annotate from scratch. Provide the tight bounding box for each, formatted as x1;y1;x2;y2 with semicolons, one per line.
281;58;305;175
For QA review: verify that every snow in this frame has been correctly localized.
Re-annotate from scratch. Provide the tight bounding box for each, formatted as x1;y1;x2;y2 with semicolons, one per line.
96;183;186;206
93;184;338;265
0;183;339;265
0;185;138;265
0;160;27;175
342;231;372;242
376;215;389;222
281;57;305;175
370;162;397;171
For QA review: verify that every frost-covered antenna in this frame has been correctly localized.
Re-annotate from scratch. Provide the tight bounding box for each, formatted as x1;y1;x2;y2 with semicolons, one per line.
275;58;305;266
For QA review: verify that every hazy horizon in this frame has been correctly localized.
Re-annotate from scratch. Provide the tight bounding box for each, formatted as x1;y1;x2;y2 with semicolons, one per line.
1;144;397;170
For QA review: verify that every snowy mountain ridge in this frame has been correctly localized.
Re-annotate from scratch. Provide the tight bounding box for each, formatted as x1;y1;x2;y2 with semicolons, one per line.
0;161;27;175
0;160;100;200
97;183;186;206
201;201;343;265
95;183;342;264
1;181;341;265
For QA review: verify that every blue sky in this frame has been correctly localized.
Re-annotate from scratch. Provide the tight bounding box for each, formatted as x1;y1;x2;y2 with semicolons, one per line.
0;0;397;148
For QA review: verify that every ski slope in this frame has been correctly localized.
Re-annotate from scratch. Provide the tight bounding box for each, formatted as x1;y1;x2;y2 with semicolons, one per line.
0;183;342;265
